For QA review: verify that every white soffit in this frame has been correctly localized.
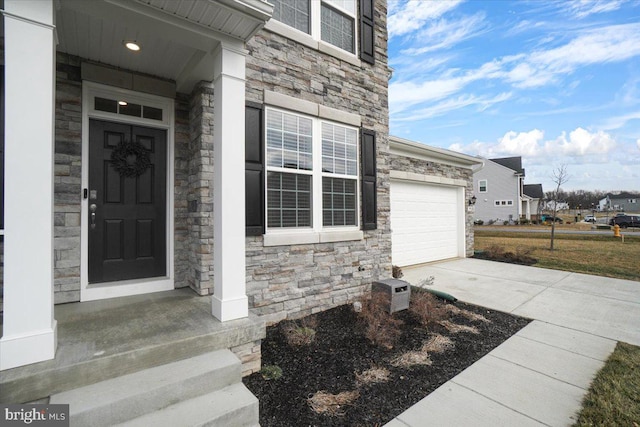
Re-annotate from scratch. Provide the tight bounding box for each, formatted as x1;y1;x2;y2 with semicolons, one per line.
56;0;272;91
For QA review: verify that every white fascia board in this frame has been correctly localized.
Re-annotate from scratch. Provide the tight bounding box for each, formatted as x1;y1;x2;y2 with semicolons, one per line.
389;136;482;169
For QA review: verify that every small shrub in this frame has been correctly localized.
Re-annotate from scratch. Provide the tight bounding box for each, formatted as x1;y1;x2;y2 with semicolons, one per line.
409;288;449;326
261;365;283;380
308;390;360;416
355;367;391;386
357;292;404;349
392;265;404;279
479;244;536;266
282;317;318;346
474;219;484;225
503;220;509;225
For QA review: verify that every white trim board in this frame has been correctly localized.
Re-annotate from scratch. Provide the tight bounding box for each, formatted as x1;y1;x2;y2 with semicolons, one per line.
80;81;175;301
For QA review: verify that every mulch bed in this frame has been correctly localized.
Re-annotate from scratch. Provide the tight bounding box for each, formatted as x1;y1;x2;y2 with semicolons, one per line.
243;297;531;426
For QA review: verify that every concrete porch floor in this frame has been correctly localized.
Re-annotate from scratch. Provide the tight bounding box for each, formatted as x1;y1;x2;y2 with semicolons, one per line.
0;289;265;403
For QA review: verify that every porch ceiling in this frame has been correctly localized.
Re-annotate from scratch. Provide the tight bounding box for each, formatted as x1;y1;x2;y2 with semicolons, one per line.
56;0;272;92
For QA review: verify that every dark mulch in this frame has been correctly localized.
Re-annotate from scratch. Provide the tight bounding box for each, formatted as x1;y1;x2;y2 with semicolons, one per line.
474;249;538;266
243;299;531;426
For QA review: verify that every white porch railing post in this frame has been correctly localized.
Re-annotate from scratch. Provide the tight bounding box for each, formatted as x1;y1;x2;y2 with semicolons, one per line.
0;0;57;370
211;42;249;321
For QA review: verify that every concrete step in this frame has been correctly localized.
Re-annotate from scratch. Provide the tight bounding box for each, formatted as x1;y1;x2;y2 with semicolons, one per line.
1;289;266;404
50;350;241;426
117;382;259;427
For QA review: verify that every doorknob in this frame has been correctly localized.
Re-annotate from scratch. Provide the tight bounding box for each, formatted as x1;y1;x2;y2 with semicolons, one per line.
90;204;97;229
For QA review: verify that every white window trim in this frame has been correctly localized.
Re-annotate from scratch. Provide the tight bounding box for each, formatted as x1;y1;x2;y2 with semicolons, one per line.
265;0;361;66
478;179;487;193
264;105;363;246
80;81;175;301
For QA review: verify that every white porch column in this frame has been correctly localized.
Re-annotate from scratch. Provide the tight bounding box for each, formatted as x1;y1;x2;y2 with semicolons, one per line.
0;0;57;370
211;42;249;321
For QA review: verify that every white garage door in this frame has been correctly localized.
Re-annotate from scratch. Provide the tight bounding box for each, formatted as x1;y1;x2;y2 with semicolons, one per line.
391;180;463;267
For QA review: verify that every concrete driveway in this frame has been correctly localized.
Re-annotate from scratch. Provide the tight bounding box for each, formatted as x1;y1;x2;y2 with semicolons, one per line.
385;258;640;427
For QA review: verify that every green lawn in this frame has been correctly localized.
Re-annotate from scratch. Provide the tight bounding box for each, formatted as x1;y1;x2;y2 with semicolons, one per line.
474;230;640;281
573;342;640;426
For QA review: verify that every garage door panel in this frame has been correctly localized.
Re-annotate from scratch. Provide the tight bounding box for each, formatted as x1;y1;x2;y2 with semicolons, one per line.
391;180;462;267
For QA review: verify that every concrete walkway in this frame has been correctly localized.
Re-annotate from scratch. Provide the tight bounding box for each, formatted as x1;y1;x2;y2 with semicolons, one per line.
385;258;640;427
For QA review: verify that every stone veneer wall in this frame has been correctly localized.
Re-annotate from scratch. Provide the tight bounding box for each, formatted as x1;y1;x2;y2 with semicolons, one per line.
173;93;191;289
183;83;216;295
52;52;193;303
54;53;83;303
244;0;392;323
388;155;476;256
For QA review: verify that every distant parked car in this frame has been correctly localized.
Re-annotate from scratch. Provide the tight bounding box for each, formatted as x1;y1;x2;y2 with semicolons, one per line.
542;215;563;224
609;215;640;228
584;214;596;223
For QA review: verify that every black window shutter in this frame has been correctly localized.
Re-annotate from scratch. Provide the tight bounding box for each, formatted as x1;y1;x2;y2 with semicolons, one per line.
245;103;264;236
359;0;375;64
361;129;376;230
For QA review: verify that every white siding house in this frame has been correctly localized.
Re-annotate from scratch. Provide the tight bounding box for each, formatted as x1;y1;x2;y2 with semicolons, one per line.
472;157;524;223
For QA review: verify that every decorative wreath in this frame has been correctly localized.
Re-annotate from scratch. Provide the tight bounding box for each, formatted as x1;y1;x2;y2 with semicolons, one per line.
110;140;151;177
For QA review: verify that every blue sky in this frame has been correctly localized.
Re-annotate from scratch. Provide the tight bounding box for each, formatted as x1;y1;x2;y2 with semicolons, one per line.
388;0;640;192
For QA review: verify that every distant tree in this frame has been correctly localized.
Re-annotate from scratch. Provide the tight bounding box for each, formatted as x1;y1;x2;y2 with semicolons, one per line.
549;165;569;251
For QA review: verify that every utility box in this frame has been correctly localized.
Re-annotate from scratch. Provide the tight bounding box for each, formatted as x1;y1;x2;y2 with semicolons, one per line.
372;278;411;313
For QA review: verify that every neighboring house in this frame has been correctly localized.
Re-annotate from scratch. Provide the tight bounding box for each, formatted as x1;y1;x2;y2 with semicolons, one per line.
523;184;544;221
544;200;570;211
472;157;525;223
0;0;480;413
598;193;639;212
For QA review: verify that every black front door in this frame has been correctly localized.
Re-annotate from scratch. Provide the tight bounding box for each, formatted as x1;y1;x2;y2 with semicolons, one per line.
88;119;167;283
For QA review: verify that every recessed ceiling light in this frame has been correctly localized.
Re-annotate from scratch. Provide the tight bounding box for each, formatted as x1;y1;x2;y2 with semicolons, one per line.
118;101;128;106
124;41;141;51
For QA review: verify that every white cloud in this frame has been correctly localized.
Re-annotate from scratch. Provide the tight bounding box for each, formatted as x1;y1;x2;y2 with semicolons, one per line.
637;139;640;150
505;23;640;88
601;111;640;130
401;13;487;56
388;0;463;38
390;23;640;118
548;128;616;156
564;0;626;18
495;129;544;157
449;127;616;161
395;92;512;121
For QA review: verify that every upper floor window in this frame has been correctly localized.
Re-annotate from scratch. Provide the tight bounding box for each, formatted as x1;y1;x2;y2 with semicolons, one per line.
478;179;487;193
266;107;359;230
269;0;356;54
271;0;310;34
